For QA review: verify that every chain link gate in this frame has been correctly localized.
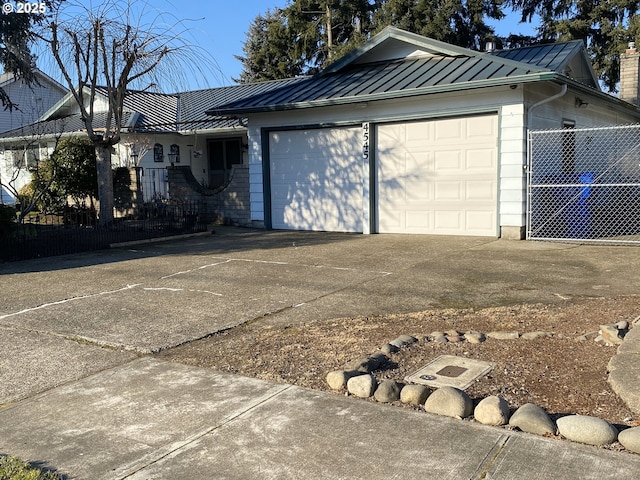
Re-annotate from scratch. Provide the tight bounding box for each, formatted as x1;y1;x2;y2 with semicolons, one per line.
528;124;640;244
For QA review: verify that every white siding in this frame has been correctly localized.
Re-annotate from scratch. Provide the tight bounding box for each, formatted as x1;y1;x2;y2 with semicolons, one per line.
499;104;527;227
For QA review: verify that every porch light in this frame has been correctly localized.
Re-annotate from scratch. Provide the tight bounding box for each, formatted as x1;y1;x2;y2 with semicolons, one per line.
575;98;589;109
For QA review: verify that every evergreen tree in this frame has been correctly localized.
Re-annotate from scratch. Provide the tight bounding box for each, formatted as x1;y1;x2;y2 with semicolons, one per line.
285;0;379;74
505;0;640;92
237;0;379;80
372;0;504;50
235;9;304;83
0;1;59;110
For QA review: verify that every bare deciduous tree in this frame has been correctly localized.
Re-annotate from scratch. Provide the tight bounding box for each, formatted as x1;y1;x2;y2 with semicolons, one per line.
41;0;213;224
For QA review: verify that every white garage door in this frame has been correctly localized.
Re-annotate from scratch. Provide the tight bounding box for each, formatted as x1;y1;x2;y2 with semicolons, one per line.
269;127;363;232
376;115;498;236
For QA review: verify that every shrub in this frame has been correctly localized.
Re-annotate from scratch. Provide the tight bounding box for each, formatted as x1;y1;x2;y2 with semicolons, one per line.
0;454;63;479
0;204;16;238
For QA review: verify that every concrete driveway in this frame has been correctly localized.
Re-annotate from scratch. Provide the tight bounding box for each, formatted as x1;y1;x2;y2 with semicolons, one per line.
1;227;639;405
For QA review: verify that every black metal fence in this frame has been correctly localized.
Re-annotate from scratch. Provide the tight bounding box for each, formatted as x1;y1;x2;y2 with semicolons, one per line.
0;200;207;262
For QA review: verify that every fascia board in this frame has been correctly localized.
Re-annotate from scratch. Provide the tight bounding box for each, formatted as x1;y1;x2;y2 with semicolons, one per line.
40;86;108;121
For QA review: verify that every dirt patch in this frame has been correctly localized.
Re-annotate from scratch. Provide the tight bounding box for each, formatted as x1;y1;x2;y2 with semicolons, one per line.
158;296;640;427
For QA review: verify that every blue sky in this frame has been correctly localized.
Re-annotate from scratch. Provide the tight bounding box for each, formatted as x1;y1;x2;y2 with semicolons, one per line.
37;1;539;92
178;1;538;89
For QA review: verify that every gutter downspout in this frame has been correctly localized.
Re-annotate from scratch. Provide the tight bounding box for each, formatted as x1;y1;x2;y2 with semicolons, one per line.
524;83;568;239
526;83;568;129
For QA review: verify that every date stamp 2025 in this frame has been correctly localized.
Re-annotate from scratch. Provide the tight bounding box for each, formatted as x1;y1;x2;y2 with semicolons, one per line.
2;2;48;14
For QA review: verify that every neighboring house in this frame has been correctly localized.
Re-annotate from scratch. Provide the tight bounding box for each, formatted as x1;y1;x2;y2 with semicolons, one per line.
210;26;640;239
0;78;303;202
0;69;67;203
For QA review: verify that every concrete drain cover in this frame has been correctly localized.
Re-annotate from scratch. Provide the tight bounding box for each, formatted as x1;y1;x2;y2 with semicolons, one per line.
405;355;494;390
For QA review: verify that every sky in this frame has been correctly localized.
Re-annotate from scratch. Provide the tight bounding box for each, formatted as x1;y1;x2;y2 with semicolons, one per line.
35;1;539;92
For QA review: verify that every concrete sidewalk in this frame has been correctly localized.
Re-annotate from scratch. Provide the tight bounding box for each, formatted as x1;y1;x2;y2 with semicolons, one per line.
1;357;638;480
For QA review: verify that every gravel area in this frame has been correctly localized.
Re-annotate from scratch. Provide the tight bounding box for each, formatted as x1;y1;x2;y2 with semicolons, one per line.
159;296;640;427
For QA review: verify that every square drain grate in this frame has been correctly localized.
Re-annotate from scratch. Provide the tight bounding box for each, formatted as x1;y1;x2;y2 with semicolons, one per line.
405;355;494;390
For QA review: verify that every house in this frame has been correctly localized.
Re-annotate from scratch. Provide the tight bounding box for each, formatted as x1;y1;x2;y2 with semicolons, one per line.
0;78;303;203
210;26;640;239
0;69;67;203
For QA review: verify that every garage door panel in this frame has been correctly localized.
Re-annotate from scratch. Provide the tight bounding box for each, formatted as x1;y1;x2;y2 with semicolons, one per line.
466;149;496;169
377;115;498;236
434;182;463;201
406;211;432;230
467;180;496;200
466;115;497;139
434;210;463;231
270;128;362;233
467;211;496;231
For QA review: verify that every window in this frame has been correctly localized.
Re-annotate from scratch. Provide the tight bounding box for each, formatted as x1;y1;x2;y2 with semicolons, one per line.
562;120;576;174
9;146;39;169
169;144;180;163
154;143;164;162
207;138;242;188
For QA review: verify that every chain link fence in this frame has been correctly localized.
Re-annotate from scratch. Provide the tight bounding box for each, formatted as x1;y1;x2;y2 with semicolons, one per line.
528;124;640;244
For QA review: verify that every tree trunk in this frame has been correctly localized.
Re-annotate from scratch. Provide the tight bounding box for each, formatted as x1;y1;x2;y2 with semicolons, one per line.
95;144;114;225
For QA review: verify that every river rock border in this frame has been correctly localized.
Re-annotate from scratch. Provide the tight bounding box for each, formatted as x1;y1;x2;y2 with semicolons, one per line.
325;322;640;455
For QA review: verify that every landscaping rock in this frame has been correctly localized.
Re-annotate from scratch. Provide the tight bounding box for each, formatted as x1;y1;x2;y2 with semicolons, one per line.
474;395;510;426
326;370;361;390
600;324;624;345
347;374;377;398
345;353;387;373
616;320;629;330
369;352;388;369
521;331;551;340
487;331;520;340
389;336;413;348
397;334;418;345
509;403;556;436
345;356;374;373
400;384;430;405
446;335;463;343
556;415;618;446
374;380;402;403
619;427;640;454
433;335;449;344
381;343;400;355
424;386;473;419
464;332;485;344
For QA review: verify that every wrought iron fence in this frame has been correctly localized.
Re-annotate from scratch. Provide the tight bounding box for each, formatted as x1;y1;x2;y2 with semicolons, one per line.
528;124;640;244
0;200;207;262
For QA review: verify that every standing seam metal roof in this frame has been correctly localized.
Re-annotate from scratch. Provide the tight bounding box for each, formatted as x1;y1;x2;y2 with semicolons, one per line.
209;52;543;114
208;32;598;116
